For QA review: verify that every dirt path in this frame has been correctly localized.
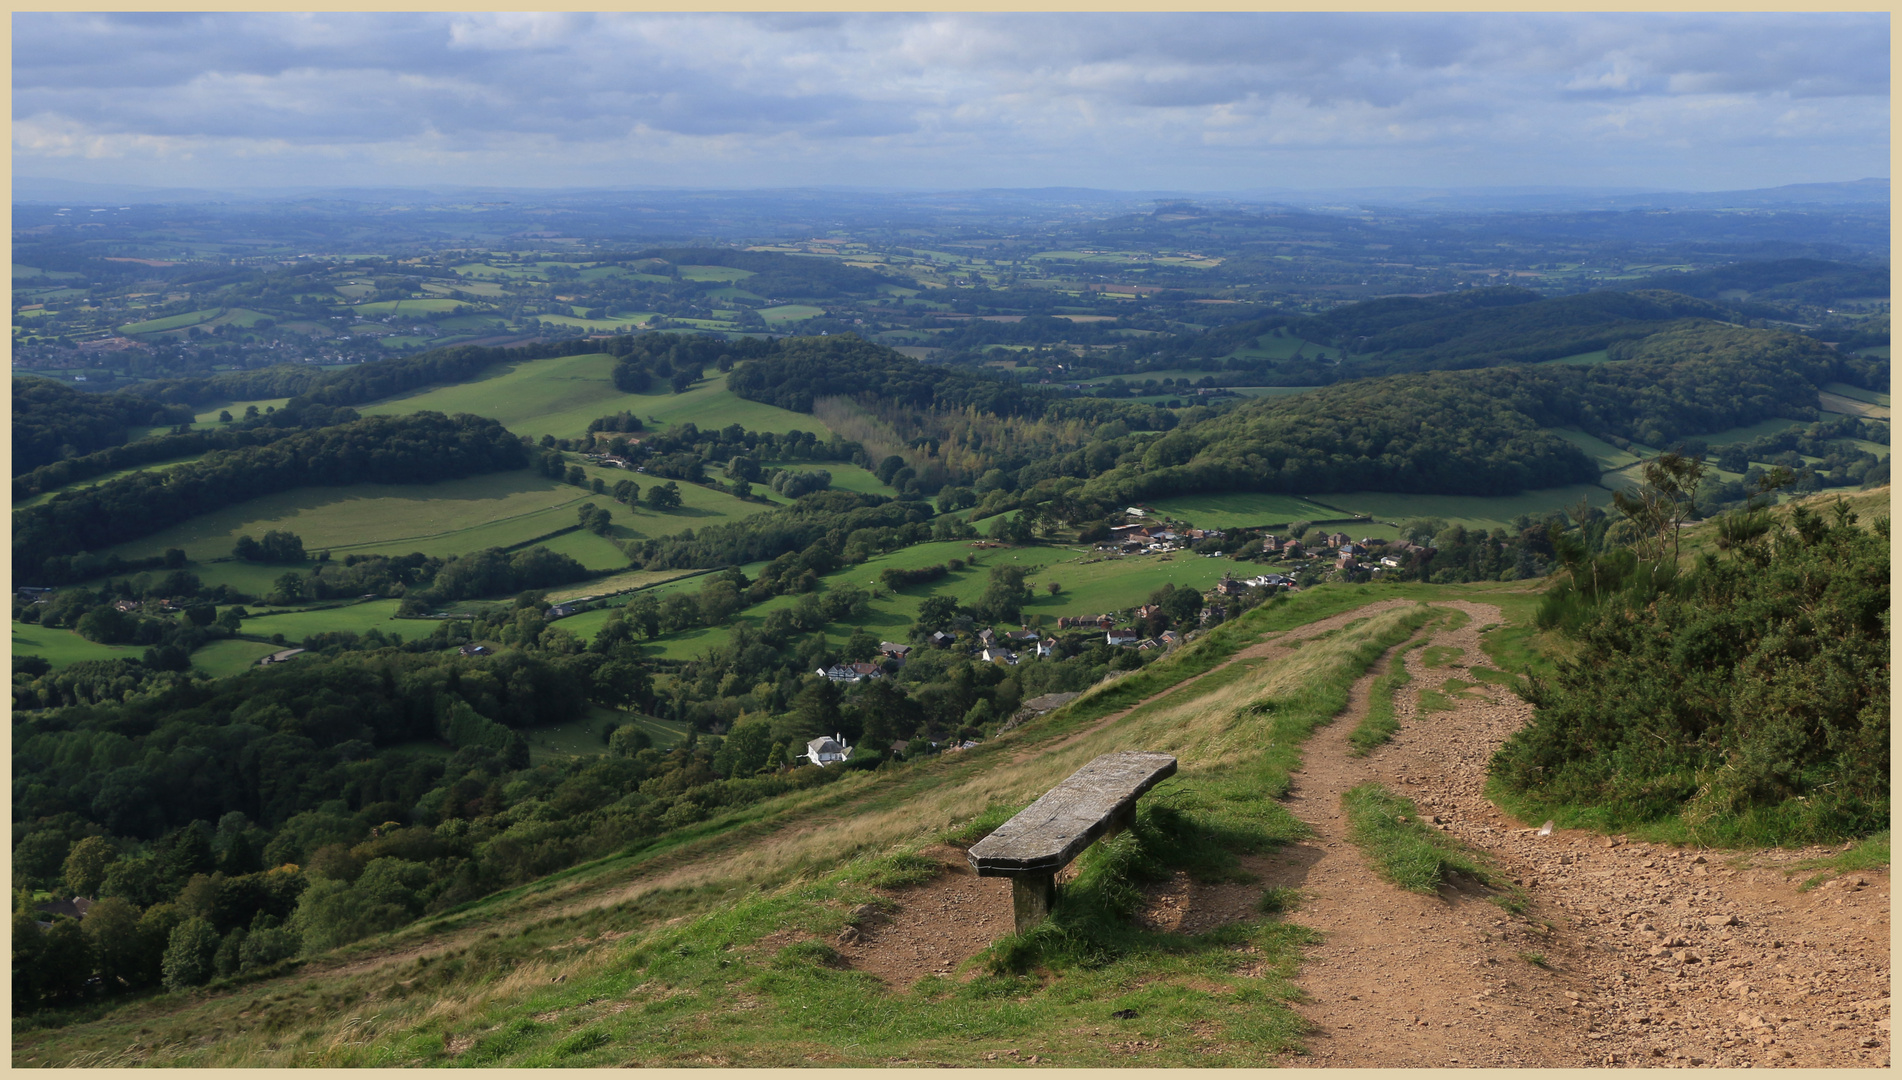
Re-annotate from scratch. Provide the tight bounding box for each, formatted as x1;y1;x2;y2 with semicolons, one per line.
1255;599;1890;1068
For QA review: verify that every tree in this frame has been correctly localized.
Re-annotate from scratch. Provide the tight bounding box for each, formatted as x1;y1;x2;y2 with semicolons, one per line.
161;916;221;990
646;481;683;511
82;896;145;989
727;455;761;482
62;835;117;898
1611;451;1709;566
1046;582;1062;597
975;564;1033;624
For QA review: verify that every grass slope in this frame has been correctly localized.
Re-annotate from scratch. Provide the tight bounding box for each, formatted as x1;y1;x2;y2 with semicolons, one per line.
14;592;1447;1067
356;354;833;444
10;622;143;669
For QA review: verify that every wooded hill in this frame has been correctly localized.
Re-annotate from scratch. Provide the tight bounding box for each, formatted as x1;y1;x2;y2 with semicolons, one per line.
1080;323;1854;503
12;378;195;473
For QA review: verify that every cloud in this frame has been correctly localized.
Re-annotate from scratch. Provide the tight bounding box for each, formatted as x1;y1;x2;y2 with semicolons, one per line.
10;13;1889;191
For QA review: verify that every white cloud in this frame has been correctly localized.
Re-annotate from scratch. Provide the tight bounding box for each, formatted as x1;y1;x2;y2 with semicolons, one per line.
10;12;1889;191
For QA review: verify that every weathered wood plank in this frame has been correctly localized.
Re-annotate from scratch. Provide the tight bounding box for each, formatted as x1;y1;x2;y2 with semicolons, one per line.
967;751;1178;876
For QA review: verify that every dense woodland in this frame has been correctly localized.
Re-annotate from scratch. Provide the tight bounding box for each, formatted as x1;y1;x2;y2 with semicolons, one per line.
13;379;195;473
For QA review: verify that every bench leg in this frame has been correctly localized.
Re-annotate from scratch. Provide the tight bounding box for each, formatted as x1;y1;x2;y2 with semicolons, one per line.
1011;873;1057;934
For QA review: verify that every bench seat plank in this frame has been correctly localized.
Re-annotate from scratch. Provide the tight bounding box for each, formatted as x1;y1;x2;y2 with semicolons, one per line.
968;751;1178;876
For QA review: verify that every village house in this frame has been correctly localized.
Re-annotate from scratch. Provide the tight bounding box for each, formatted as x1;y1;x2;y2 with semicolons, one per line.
545;603;580;620
818;662;884;683
878;641;912;661
457;644;492;657
929;630;957;649
802;734;854;767
1036;636;1059;658
980;646;1019;665
1106;628;1140;646
1260;535;1282;552
977;628;997;647
1326;531;1352;548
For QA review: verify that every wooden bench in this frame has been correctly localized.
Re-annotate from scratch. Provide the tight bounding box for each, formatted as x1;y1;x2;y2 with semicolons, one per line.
966;750;1178;932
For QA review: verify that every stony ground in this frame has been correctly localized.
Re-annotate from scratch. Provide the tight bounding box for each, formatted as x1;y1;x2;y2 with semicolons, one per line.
839;599;1891;1068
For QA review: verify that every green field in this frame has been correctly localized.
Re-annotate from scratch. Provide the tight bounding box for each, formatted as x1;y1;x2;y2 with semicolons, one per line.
237;600;410;640
11;622;143;669
533;528;632;571
189;638;279;677
1534;349;1612;366
757;304;826;324
760;461;897;500
352;299;470;316
1548;428;1642;471
564;540;1259;662
523;707;689;764
1823;383;1891;407
1691;417;1805;445
1322;483;1619;531
102;471;599;563
1145;492;1343;529
118;309;218;335
190;398;292;424
356;353;832;443
544;568;706;603
677;265;756;282
16;454;205;509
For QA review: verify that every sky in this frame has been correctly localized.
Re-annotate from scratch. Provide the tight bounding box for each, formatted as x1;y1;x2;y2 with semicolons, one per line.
11;12;1891;194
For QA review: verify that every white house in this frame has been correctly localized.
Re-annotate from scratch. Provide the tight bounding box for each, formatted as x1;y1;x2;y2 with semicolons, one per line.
802;734;854;767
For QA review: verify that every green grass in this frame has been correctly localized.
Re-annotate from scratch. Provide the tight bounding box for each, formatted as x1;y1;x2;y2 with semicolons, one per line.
1823;383;1890;407
1322;483;1617;532
15;454;206;509
356;354;831;444
236;600;409;641
188;638;279;676
677;265;756;282
1348;637;1425;755
756;304;826;324
532;529;632;571
1533;349;1611;366
1691;417;1806;445
189;398;292;424
1143;492;1343;530
1547;428;1641;471
1787;831;1890;888
759;462;897;500
520;708;689;764
118;308;218;335
351;299;471;316
10;622;144;669
1340;783;1510;897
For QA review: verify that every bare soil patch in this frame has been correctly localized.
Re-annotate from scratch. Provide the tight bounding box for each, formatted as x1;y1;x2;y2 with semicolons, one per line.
836;845;1015;989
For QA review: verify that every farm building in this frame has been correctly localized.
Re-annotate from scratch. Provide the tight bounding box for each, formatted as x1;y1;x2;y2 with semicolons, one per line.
818;662;883;683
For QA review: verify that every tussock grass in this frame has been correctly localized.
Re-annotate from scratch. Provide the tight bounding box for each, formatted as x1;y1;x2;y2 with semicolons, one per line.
1341;783;1511;899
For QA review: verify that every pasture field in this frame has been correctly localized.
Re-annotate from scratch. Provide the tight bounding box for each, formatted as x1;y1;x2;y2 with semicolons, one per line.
1534;349;1612;366
1690;417;1804;446
189;398;292;424
1823;383;1891;407
11;621;142;669
188;638;279;677
351;299;470;316
757;304;826;323
118;309;218;335
1077;369;1233;385
1145;491;1343;529
1547;428;1641;471
678;265;756;282
532;313;660;333
1225;333;1326;361
356;353;832;442
533;528;631;571
1230;386;1321;399
237;599;409;640
15;454;205;509
545;568;705;603
1322;483;1617;531
100;470;595;564
1817;392;1890;421
576;541;1255;662
522;707;689;764
758;461;898;500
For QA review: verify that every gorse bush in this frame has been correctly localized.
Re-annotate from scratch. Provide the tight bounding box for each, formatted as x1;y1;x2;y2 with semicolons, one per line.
1493;498;1890;843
